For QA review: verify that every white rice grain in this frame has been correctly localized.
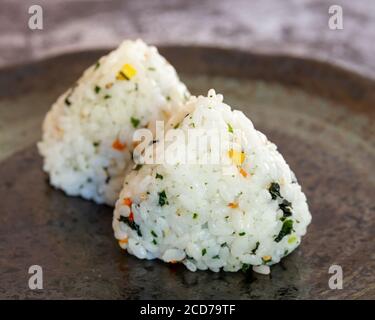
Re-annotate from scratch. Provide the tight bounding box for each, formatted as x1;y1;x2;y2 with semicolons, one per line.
38;39;189;205
113;90;312;273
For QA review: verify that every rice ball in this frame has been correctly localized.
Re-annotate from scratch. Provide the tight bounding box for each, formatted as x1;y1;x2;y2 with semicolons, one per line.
38;39;190;205
113;89;311;273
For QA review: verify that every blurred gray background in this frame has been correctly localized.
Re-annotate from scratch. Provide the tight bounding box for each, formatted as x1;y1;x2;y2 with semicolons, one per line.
0;0;374;78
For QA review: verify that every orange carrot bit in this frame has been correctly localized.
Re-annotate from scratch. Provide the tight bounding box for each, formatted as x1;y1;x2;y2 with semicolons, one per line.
228;202;239;209
128;211;134;222
118;237;128;245
169;260;179;264
123;197;132;207
132;140;141;148
112;138;126;151
239;167;248;178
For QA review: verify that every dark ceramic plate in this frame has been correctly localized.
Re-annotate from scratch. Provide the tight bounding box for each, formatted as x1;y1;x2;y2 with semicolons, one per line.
0;47;374;299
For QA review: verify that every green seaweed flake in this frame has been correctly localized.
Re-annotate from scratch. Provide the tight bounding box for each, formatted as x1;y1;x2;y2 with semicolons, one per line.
158;190;169;206
118;216;142;237
269;182;281;200
275;220;293;243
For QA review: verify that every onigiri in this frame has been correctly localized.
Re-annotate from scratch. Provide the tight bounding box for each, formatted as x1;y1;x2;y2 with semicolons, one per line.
38;39;190;205
113;89;311;274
